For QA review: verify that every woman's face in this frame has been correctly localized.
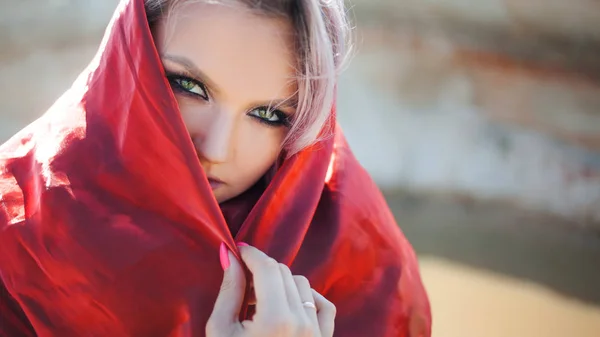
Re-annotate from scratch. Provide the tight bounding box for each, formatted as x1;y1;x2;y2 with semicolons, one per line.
155;3;297;203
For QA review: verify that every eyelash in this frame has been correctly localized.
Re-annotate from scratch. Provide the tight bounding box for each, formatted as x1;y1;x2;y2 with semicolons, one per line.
165;71;291;128
166;72;209;100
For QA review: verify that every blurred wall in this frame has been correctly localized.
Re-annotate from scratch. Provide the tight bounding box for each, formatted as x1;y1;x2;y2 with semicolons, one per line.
1;0;599;223
0;0;117;138
338;0;600;223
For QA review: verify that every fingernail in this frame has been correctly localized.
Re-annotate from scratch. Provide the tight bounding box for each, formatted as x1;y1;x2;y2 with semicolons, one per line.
219;242;230;270
236;242;250;247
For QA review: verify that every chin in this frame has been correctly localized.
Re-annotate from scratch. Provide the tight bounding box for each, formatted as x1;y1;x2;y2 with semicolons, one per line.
213;190;231;204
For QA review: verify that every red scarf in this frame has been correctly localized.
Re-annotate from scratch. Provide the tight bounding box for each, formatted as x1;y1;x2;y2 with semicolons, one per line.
0;0;431;335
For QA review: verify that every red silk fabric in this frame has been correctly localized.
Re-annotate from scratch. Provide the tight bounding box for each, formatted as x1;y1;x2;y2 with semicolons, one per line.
0;0;431;336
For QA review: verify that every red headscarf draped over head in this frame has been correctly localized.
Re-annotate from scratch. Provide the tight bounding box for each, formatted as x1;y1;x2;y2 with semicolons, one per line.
0;0;431;336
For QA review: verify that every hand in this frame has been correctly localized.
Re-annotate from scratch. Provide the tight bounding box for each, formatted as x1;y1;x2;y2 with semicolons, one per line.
206;243;336;337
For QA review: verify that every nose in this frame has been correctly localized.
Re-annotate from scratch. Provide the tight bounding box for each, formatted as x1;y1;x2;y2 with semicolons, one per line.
194;107;235;165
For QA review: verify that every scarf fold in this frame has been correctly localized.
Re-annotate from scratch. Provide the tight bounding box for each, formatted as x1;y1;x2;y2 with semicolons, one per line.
0;0;431;336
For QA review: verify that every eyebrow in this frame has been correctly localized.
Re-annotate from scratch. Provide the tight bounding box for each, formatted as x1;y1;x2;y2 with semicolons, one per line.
163;54;222;94
162;53;298;111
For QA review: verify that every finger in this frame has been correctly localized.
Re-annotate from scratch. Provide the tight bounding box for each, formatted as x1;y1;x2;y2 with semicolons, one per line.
293;276;319;331
238;245;288;316
312;289;336;337
279;264;305;315
206;244;246;335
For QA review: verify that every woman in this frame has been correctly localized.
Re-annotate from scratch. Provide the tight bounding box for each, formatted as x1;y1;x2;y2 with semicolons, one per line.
0;0;431;336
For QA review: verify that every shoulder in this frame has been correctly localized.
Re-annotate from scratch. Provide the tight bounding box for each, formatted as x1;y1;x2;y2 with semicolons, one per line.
324;127;424;286
327;130;403;240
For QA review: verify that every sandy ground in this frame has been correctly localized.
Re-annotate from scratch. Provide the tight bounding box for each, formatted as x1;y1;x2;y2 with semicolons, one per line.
384;190;600;336
422;258;600;337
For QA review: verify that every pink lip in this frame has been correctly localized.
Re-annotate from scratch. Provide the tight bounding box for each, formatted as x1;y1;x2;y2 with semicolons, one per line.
207;177;224;190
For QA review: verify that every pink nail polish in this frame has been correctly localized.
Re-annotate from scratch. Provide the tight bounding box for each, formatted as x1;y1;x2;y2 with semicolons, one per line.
236;242;250;247
219;242;230;270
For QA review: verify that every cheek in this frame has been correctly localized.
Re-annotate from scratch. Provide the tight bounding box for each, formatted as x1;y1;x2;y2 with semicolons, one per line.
178;104;211;136
231;122;285;180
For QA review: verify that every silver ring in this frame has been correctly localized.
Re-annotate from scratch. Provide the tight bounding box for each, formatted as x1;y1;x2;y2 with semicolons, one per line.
302;301;316;309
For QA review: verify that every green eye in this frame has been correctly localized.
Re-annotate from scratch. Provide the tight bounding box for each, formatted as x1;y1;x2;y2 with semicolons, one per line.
179;79;196;91
170;76;208;99
248;107;289;127
257;108;277;121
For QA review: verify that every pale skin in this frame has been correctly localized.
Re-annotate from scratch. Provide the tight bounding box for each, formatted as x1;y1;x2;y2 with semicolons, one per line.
156;2;297;203
153;3;336;335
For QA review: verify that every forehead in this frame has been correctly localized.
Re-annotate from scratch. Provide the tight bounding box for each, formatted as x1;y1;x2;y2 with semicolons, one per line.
157;3;298;103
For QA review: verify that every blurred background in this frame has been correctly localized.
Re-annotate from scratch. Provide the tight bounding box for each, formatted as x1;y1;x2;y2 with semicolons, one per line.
1;0;600;336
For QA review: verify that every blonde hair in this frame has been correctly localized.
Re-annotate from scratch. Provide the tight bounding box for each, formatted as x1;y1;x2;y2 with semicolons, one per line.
144;0;351;155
